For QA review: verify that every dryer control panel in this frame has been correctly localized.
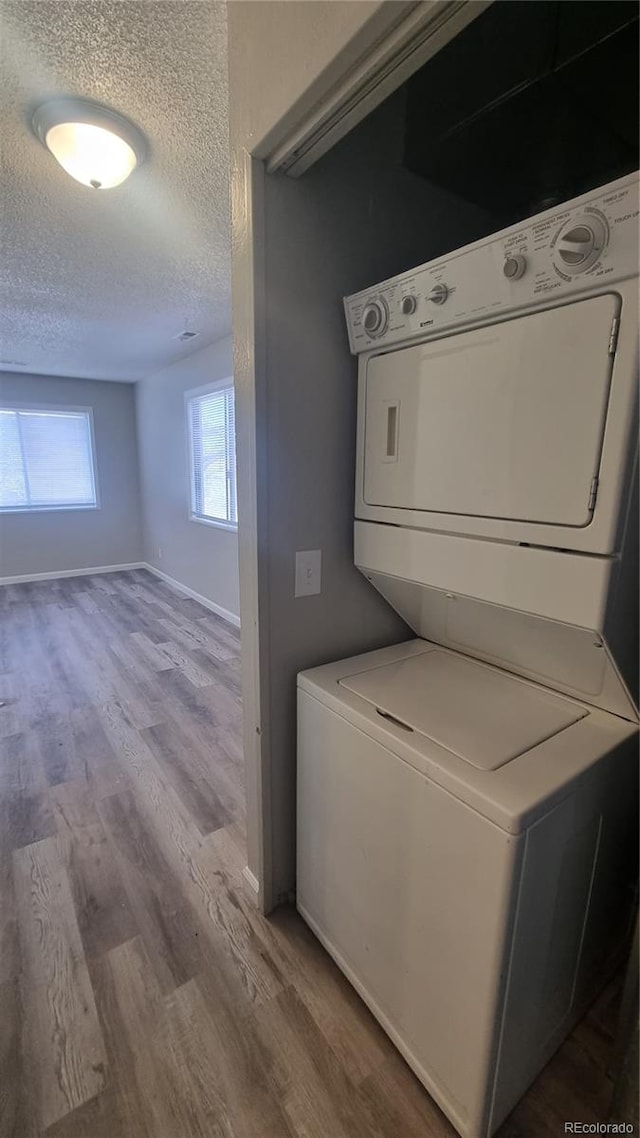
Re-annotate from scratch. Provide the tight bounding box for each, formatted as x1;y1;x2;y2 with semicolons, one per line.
344;173;639;354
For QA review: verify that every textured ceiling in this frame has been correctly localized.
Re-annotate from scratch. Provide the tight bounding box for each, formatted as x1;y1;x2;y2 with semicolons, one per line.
0;0;230;381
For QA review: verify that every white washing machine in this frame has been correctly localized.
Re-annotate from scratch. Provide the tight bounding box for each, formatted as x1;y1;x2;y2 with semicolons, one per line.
297;173;639;1138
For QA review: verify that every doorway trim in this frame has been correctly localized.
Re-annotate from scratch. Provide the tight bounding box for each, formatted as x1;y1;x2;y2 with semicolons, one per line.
235;0;491;912
264;0;492;177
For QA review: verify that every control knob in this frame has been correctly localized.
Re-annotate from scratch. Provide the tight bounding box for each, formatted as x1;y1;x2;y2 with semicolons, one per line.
362;297;389;337
503;254;527;280
553;214;607;275
427;283;449;305
401;294;417;315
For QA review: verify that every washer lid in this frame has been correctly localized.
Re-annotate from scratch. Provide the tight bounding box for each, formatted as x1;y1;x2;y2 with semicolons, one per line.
339;648;587;769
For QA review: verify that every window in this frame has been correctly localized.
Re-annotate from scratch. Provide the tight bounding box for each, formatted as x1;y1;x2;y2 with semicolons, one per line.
187;382;237;528
0;406;98;512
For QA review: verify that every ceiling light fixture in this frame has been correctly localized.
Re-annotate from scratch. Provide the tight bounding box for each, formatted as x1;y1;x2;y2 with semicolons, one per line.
32;97;147;189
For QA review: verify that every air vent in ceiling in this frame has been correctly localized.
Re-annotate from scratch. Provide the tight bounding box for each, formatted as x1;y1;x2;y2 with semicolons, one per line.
174;330;199;343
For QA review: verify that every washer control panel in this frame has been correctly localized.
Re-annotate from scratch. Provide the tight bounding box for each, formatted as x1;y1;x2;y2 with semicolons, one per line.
344;173;638;353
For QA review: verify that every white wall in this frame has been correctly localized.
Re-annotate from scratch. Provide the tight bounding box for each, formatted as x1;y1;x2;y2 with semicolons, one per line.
0;371;142;579
227;0;392;153
136;336;239;621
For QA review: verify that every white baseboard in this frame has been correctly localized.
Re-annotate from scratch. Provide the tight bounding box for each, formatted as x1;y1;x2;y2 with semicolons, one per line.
142;563;241;629
0;559;241;629
0;562;145;586
242;865;261;906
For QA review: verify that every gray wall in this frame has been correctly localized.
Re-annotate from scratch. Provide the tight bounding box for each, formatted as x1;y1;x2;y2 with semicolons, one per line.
261;90;492;901
136;336;239;621
0;371;142;578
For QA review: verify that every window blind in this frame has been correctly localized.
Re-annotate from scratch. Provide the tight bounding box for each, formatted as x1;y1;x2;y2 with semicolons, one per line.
0;407;97;511
188;386;237;526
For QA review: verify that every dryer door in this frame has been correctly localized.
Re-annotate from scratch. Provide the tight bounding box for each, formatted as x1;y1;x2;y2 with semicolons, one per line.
363;294;618;527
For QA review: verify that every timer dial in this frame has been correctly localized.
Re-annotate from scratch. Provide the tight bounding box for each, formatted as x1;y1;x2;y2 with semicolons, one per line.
428;283;449;305
553;214;607;275
362;297;389;337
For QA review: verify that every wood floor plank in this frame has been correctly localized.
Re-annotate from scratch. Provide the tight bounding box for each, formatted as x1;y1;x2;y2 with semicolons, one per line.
82;757;130;802
163;976;295;1138
157;614;236;663
129;631;174;672
97;789;204;993
160;984;243;1138
356;1051;456;1138
105;589;171;640
69;706;131;801
185;835;285;1008
130;591;176;623
86;575;117;595
0;791;57;853
251;985;376;1138
93;709;279;1006
35;614;89;717
55;611;120;700
0;730;47;797
0;978;39;1138
35;715;84;788
69;706;118;770
0;673;21;739
197;614;241;657
8;615;70;729
95;699;203;847
42;1088;127;1138
133;575;198;617
0;733;57;858
264;900;395;1087
170;596;216;622
99;783;277;1015
194;653;243;700
142;719;234;836
154;639;216;687
59;610;165;731
115;682;167;732
0;848;17;989
87;947;158;1138
95;937;215;1138
13;837;107;1129
124;583;176;619
107;638;159;688
154;665;242;734
74;590;100;616
51;779;138;959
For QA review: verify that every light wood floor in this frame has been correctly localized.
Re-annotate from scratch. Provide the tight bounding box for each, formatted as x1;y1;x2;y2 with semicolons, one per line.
0;569;621;1136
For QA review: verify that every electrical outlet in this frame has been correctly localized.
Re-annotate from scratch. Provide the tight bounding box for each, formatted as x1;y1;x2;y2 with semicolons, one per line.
295;549;321;597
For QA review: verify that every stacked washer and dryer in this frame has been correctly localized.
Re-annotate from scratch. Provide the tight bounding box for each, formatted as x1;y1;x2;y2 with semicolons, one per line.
297;173;639;1137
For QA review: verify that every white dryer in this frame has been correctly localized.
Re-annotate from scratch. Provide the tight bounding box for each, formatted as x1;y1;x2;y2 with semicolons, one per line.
297;173;639;1138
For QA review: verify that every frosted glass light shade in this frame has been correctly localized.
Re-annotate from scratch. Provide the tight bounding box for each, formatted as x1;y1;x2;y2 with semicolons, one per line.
33;98;146;190
45;122;138;188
